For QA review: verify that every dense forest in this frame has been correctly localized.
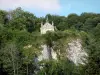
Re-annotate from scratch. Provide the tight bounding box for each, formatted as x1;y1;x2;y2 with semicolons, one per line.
0;7;100;75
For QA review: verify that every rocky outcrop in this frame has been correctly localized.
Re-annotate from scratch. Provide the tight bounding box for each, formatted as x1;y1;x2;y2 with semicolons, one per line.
38;45;57;61
67;39;87;65
38;39;87;65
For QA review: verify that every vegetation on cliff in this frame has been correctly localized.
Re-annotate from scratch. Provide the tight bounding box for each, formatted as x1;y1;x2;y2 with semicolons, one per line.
0;7;100;75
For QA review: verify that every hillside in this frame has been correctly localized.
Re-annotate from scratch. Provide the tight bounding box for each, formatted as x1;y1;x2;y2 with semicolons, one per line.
0;8;100;75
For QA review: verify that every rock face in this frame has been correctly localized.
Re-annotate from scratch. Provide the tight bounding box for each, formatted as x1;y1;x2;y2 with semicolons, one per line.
38;45;57;61
67;39;87;65
38;39;87;65
38;45;51;61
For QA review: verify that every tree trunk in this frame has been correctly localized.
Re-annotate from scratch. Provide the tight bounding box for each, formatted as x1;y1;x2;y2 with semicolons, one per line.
11;49;16;75
16;62;18;75
27;64;28;75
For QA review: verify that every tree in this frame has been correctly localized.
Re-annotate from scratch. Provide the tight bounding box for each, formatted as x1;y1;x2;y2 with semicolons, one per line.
0;42;19;75
82;23;100;75
66;13;79;28
7;7;36;32
0;10;7;24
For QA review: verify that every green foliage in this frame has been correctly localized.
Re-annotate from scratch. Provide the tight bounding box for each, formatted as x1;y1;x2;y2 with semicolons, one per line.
38;59;81;75
0;8;100;75
6;7;36;33
0;10;7;24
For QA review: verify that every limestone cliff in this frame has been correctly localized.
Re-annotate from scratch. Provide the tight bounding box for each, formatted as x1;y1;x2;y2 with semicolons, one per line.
67;39;87;65
38;38;87;65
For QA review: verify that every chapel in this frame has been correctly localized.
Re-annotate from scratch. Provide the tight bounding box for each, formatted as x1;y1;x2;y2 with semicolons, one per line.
40;18;55;34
